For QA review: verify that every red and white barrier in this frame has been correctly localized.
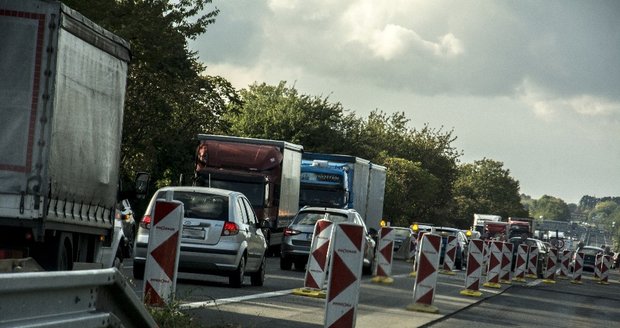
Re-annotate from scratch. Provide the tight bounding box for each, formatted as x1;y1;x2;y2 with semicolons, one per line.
407;233;442;313
543;248;558;283
439;235;457;275
460;239;484;297
482;241;491;276
483;241;503;289
324;223;365;328
570;251;584;284
513;244;529;283
598;255;611;285
500;242;513;284
594;253;602;280
143;200;184;306
558;250;571;279
525;245;539;279
294;219;334;298
407;236;418;262
372;226;395;284
409;232;426;277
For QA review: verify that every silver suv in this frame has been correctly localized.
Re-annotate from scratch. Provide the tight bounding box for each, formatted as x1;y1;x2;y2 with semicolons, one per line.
280;207;376;274
133;186;267;287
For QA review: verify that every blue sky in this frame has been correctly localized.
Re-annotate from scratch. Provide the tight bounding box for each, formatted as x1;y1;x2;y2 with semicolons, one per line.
189;0;620;204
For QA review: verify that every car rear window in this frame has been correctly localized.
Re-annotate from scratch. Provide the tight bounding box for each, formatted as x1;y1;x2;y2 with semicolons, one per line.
581;248;602;256
174;191;229;220
293;211;348;225
393;229;412;238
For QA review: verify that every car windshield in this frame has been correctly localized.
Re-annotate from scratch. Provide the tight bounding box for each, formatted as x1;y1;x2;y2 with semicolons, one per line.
435;229;458;237
393;229;412;239
172;191;229;221
293;211;348;225
299;188;346;207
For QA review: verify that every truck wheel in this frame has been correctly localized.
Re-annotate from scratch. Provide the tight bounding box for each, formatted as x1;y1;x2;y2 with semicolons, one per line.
133;262;145;280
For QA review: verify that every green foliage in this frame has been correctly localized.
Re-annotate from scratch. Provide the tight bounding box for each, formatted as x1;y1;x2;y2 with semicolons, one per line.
528;195;571;221
453;158;527;225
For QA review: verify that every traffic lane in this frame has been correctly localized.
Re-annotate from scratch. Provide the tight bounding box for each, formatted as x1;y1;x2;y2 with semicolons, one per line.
183;259;511;327
429;271;620;328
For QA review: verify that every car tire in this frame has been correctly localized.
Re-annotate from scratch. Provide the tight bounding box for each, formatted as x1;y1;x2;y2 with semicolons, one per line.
455;255;463;270
230;255;246;288
251;256;266;287
294;259;307;271
133;261;145;280
280;256;293;270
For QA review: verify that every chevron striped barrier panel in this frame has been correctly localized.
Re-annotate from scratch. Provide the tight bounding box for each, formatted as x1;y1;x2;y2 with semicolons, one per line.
294;219;334;298
513;244;529;283
499;242;513;284
324;223;365;328
598;255;611;285
439;235;457;275
407;233;442;313
525;245;539;279
483;241;503;289
571;251;584;284
143;200;184;306
409;232;426;277
372;226;395;284
482;241;490;276
594;253;602;281
460;239;484;297
543;248;558;284
558;250;571;279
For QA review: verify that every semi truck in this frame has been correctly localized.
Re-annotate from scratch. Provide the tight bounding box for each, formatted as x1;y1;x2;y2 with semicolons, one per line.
0;0;131;270
194;134;303;254
300;153;387;231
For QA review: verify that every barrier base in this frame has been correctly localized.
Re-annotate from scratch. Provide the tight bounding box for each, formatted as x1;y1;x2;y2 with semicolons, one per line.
525;274;537;279
406;303;439;314
409;271;417;277
512;277;527;283
439;269;456;275
371;276;394;284
483;282;501;289
570;279;583;285
459;289;482;297
500;279;512;284
557;275;569;280
597;281;610;285
291;287;326;299
542;279;556;284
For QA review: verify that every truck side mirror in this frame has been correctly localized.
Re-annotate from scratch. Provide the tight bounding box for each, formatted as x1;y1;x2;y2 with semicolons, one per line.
135;172;150;199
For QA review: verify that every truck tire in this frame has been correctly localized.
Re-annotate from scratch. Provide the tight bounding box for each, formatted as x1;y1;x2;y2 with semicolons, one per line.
36;233;72;271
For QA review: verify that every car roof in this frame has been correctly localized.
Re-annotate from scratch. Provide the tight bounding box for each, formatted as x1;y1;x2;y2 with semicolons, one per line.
434;227;460;232
299;207;358;215
582;246;604;250
154;186;239;197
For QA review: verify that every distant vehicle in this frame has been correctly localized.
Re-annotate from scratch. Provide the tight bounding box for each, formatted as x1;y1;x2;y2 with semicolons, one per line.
133;186;268;287
391;227;414;252
570;245;604;273
434;227;468;270
509;237;549;278
472;214;502;237
280;207;376;274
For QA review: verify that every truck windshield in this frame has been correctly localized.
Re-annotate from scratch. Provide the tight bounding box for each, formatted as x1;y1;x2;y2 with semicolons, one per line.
299;188;346;208
208;180;265;207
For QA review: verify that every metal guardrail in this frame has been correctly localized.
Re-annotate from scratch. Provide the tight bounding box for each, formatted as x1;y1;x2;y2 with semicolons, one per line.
0;268;157;328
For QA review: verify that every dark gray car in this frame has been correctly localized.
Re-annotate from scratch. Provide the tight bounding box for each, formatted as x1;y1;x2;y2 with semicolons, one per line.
280;207;376;274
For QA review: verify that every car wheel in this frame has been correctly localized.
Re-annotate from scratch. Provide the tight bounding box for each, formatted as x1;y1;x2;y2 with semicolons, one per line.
294;258;307;271
230;255;246;288
133;261;145;280
251;256;266;286
280;256;293;270
455;254;463;270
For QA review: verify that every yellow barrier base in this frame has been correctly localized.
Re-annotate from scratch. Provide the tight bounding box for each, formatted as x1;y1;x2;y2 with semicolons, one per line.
542;279;556;284
525;274;537;279
483;282;502;289
500;279;512;284
406;303;439;314
570;280;583;285
409;271;417;277
292;288;326;299
459;289;482;297
371;276;394;284
556;275;569;280
512;277;527;283
439;270;456;275
597;281;610;285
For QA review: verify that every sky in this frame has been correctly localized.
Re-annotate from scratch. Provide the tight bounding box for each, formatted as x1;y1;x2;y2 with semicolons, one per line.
189;0;620;204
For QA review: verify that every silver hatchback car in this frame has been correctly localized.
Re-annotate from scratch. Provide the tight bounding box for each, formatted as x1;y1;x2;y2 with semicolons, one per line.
133;186;267;287
280;207;376;274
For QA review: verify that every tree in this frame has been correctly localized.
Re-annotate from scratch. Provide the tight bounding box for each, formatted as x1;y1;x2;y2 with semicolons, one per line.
529;195;571;221
453;158;527;225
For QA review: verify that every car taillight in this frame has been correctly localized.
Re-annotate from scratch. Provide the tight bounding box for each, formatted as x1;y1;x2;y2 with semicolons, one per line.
284;227;301;236
222;222;239;236
140;215;151;229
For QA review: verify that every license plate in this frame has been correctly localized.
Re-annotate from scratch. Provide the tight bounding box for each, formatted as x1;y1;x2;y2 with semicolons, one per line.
183;227;206;239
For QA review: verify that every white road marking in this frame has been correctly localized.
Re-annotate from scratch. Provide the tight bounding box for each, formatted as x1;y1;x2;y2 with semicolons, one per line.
179;289;295;310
